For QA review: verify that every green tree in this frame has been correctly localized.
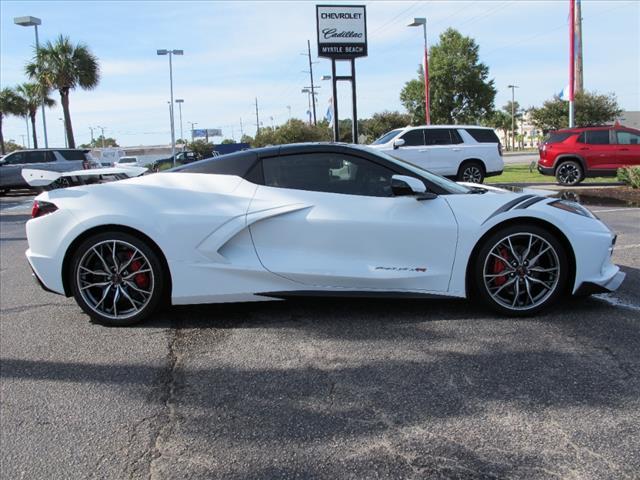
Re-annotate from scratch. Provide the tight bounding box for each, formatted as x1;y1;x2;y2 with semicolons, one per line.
26;35;100;148
529;91;622;131
79;135;118;148
15;83;56;149
187;139;214;158
360;111;411;143
486;110;511;146
0;88;26;155
400;28;496;125
220;138;236;144
252;119;331;147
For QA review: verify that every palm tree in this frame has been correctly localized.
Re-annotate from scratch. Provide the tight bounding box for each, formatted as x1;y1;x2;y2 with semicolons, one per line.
26;35;100;148
15;83;55;149
0;88;26;155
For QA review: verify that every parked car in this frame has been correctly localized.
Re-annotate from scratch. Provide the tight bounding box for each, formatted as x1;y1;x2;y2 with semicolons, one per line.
151;151;201;171
0;149;97;193
26;143;623;326
113;156;139;167
537;124;640;185
368;125;503;183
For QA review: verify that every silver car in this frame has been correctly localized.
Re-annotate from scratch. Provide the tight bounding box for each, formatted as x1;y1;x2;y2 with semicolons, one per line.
0;149;97;192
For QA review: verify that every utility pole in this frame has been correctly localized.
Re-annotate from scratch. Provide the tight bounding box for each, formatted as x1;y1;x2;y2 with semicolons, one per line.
97;125;105;148
304;40;318;125
286;105;291;120
507;85;519;151
574;0;583;94
568;0;576;128
240;118;244;138
255;98;260;136
89;127;95;145
188;121;197;142
20;134;26;148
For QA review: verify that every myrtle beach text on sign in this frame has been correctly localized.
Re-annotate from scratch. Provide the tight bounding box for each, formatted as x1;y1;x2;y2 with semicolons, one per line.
316;5;368;59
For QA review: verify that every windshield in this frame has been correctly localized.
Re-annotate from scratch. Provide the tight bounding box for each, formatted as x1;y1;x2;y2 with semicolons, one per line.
356;145;471;194
371;129;403;145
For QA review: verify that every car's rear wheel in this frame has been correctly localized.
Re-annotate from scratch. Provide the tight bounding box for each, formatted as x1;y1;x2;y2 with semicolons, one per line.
473;224;568;316
555;160;584;186
458;161;485;183
70;232;164;326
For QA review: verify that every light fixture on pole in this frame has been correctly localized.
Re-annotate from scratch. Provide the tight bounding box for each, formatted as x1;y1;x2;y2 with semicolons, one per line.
14;15;49;148
507;84;519;151
157;48;183;167
175;99;185;150
301;88;312;124
408;17;430;125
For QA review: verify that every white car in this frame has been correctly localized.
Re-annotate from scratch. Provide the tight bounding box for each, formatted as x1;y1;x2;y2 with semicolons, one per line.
25;143;623;326
114;156;139;167
369;125;504;183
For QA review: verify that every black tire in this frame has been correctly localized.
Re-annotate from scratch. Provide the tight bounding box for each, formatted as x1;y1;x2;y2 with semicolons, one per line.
472;224;569;316
555;160;584;186
458;161;485;183
70;231;165;326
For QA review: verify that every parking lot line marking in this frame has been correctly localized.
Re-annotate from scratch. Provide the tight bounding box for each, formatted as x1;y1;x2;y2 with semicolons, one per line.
594;293;640;312
591;208;640;213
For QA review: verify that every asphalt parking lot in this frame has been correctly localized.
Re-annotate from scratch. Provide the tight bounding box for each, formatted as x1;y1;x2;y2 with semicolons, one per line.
1;190;639;479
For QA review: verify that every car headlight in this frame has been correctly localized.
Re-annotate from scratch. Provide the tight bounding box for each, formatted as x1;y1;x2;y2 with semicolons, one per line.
549;199;596;218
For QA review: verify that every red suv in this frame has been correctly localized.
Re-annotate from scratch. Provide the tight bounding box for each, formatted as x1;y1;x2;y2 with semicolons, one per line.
537;124;640;185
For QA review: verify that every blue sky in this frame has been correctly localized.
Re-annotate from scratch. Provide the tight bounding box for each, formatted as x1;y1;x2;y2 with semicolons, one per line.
1;0;638;147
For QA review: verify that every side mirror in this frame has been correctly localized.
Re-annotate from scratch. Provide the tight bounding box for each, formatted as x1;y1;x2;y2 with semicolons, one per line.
0;159;5;166
391;175;436;200
393;138;405;150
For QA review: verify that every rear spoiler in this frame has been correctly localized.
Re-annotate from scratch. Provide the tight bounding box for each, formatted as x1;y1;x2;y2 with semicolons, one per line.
22;166;147;190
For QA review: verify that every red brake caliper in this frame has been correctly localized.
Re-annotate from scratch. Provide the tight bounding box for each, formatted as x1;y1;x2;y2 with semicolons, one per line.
492;247;509;286
126;251;149;289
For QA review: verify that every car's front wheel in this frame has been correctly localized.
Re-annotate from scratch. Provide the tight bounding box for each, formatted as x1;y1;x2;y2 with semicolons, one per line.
458;161;485;183
555;160;584;186
70;231;165;326
473;224;569;316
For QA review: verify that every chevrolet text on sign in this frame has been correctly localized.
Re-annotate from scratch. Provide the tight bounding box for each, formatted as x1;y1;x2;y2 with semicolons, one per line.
316;5;367;59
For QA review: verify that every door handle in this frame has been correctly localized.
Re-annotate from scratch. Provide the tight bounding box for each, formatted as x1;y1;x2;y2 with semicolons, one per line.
452;148;462;151
619;148;629;151
418;149;429;152
579;147;589;150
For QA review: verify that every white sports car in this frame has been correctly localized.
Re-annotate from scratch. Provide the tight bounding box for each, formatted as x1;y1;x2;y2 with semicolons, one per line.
25;143;624;326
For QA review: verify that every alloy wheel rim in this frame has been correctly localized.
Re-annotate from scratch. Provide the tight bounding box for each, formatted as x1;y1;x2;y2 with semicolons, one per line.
463;166;482;183
482;233;560;311
77;240;154;320
557;163;580;185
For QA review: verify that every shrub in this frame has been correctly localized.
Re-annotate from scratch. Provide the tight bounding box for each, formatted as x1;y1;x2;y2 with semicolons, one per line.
617;166;640;189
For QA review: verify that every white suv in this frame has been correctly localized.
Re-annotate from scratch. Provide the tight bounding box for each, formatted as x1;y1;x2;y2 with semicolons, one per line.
368;125;503;183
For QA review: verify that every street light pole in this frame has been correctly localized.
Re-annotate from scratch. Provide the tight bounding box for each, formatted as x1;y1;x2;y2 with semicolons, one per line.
188;121;197;142
507;84;519;151
14;16;48;148
408;18;430;125
96;125;106;148
157;49;183;167
175;99;184;150
59;118;68;148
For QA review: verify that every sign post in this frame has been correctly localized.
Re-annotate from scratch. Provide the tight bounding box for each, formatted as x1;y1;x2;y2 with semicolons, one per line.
316;4;367;143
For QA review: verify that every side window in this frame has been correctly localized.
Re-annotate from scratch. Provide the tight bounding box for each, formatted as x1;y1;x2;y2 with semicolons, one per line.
22;151;46;164
44;151;56;162
400;129;425;146
585;130;610;145
262;153;395;197
425;129;453;146
577;132;586;143
616;131;640;145
449;129;464;144
58;150;86;161
5;152;26;165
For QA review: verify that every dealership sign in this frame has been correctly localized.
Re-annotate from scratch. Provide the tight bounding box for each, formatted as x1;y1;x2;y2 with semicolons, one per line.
193;128;222;138
316;5;367;58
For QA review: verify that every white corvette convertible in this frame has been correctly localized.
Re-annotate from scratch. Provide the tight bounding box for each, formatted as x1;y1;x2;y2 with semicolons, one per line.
25;143;624;325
